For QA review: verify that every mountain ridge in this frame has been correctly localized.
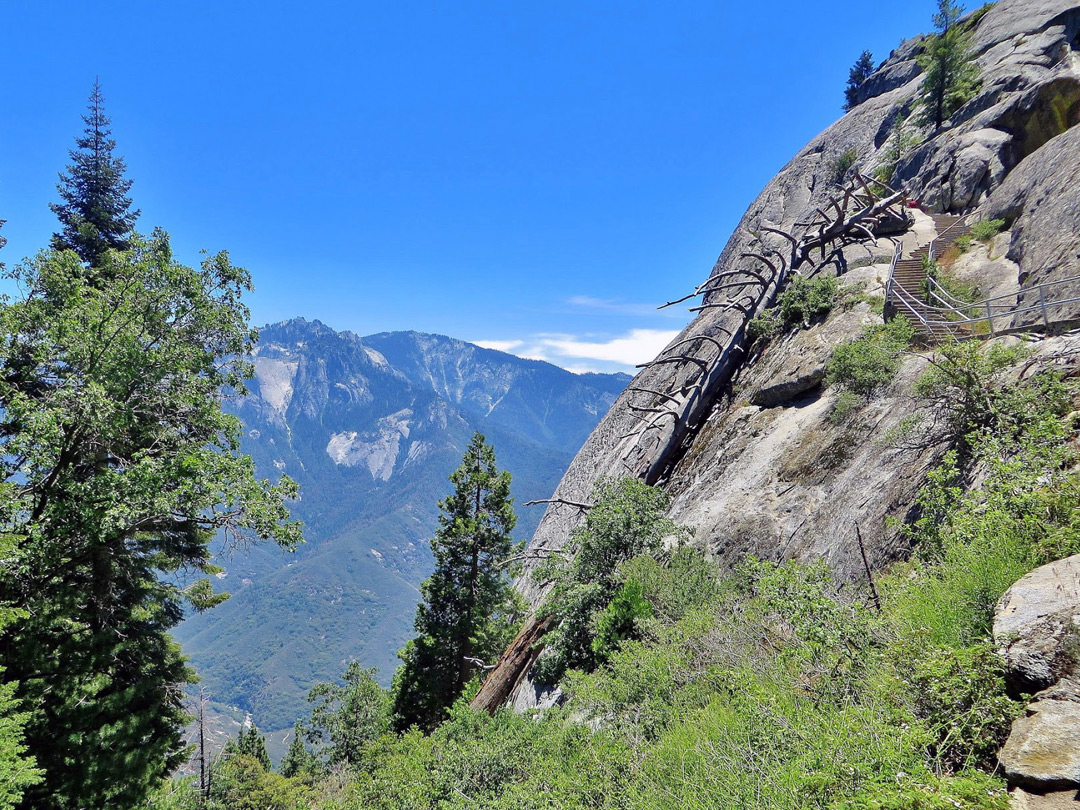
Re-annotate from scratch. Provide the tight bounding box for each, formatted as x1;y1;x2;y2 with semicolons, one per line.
174;317;629;731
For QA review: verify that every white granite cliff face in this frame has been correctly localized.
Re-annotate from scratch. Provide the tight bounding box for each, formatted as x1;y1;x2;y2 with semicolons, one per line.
519;0;1080;607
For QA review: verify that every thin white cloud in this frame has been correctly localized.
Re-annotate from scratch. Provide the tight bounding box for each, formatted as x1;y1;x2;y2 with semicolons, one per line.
542;329;680;366
566;295;684;319
469;328;680;374
473;339;524;353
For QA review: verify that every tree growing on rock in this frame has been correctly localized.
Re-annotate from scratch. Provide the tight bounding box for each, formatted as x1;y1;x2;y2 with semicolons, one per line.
392;433;521;732
49;80;140;265
916;0;981;129
843;50;876;111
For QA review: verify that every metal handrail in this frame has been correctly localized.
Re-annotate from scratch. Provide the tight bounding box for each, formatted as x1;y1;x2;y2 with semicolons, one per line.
890;276;1080;336
927;218;968;263
884;241;903;304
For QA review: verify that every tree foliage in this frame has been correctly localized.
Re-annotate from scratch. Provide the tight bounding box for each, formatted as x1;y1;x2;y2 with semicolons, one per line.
843;50;876;111
0;231;301;809
534;477;689;682
392;433;521;732
280;720;315;779
307;661;390;771
226;722;272;772
49;80;140;265
916;0;981;129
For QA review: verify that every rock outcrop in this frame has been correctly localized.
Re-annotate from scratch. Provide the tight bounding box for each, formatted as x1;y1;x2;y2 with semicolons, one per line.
520;0;1080;608
995;555;1080;799
995;554;1080;695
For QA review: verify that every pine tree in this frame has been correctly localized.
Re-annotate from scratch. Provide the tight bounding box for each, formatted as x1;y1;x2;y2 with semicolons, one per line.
49;80;140;265
392;433;521;732
843;50;876;111
279;721;313;778
306;662;389;770
915;0;981;129
0;231;301;809
232;723;272;772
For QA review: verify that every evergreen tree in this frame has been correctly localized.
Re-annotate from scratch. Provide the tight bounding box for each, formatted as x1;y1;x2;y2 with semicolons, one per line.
915;0;981;129
306;662;389;770
843;50;876;111
0;231;301;810
49;80;140;265
392;433;521;732
279;721;314;778
231;723;272;772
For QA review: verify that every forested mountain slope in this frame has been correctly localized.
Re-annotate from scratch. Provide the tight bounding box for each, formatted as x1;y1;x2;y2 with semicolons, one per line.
174;319;628;731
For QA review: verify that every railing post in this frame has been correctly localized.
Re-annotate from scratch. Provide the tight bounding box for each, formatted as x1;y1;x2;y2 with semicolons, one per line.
1039;286;1050;330
985;300;995;336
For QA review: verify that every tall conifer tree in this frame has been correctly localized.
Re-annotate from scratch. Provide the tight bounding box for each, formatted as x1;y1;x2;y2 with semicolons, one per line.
0;231;301;809
392;433;520;731
916;0;981;129
49;80;140;265
843;50;876;111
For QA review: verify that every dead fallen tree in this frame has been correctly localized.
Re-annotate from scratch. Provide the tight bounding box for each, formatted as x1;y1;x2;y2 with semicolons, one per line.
620;174;908;485
472;176;911;714
469;613;556;715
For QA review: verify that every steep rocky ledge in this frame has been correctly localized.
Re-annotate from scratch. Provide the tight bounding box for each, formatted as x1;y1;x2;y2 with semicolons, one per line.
469;0;1080;746
521;0;1080;601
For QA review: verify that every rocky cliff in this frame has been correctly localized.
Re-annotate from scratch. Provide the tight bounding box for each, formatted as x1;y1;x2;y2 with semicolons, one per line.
520;0;1080;601
492;2;1080;797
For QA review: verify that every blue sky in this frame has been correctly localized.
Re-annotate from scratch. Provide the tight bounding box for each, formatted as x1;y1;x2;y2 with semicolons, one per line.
2;1;936;373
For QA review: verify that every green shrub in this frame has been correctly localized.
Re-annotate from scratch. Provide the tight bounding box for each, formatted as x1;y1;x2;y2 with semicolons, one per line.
895;644;1019;771
825;317;914;396
779;274;839;327
969;218;1005;242
830;390;864;424
910;340;1068;455
591;580;653;660
746;311;781;345
834;771;1009;810
746;275;839;348
832;147;858;184
534;477;690;682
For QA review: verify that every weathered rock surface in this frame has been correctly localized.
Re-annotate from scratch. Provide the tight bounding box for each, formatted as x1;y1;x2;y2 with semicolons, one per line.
986;124;1080;326
1000;678;1080;790
995;554;1080;694
522;0;1080;604
855;36;926;107
1010;786;1080;809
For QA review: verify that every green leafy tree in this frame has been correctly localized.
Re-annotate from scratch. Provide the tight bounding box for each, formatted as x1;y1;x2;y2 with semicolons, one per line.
49;80;140;265
535;477;689;682
916;0;981;129
306;661;389;771
206;755;308;810
392;433;521;732
843;50;876;110
0;231;301;810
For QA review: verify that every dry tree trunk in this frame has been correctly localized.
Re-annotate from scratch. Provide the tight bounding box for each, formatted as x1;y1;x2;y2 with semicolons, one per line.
470;614;556;715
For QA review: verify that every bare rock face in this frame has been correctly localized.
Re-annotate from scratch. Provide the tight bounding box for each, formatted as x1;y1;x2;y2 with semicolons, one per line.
912;128;1012;212
999;678;1080;791
986;124;1080;327
900;1;1080;211
519;0;1080;607
995;554;1080;695
1008;786;1080;809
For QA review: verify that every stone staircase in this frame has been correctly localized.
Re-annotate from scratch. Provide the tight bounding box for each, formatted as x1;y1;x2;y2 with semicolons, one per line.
889;214;971;340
